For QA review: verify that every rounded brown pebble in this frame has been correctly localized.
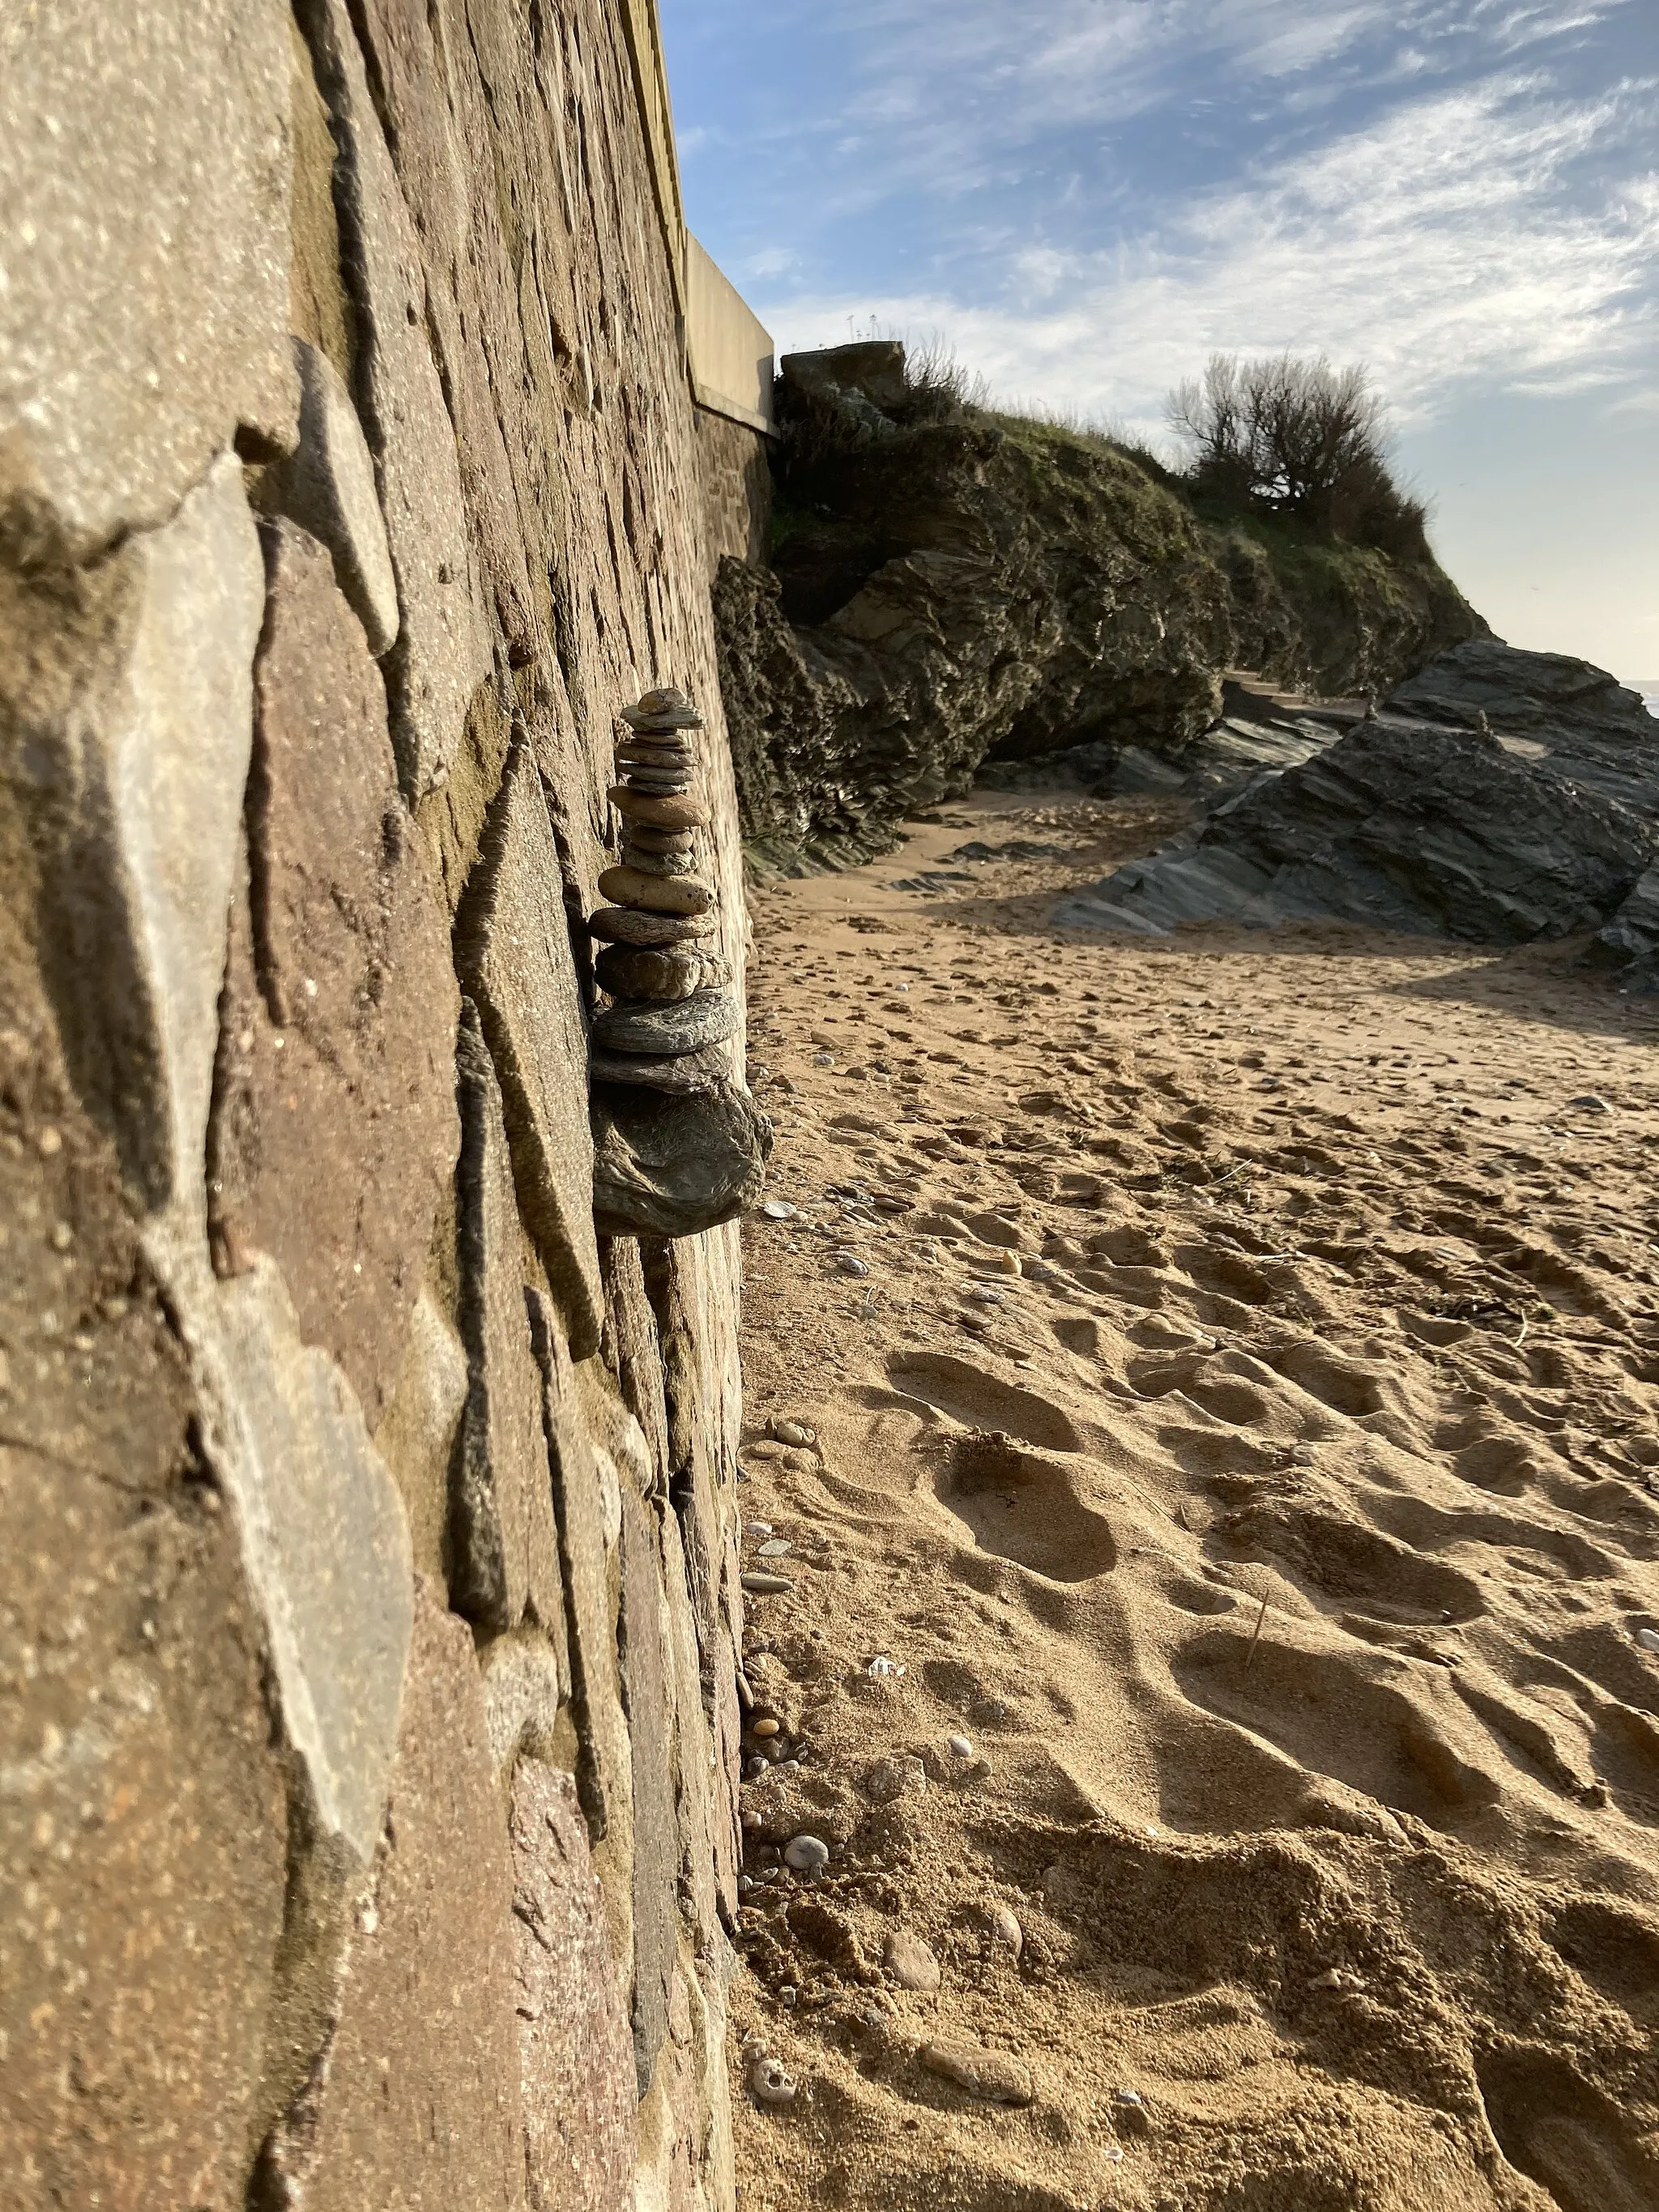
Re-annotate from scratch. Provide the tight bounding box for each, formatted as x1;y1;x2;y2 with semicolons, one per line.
610;786;710;829
597;864;713;916
919;2041;1034;2106
627;825;697;856
595;944;731;1003
616;739;697;765
616;843;693;877
884;1931;941;1992
587;906;714;947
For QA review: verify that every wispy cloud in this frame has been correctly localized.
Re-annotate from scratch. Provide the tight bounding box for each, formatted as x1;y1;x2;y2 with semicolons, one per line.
757;69;1659;433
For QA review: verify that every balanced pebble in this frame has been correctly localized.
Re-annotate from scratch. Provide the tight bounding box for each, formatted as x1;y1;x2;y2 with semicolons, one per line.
753;1717;781;1738
596;863;713;916
784;1833;830;1873
588;906;714;948
594;943;730;1004
609;786;710;830
949;1734;973;1759
771;1418;817;1447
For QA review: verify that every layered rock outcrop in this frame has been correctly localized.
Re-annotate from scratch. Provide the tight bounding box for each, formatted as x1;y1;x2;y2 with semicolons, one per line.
1056;641;1659;977
714;346;1484;868
2;3;757;2205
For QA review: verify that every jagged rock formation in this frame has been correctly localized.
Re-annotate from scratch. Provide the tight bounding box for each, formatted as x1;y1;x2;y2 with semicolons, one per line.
2;5;757;2206
714;346;1484;868
1056;641;1659;982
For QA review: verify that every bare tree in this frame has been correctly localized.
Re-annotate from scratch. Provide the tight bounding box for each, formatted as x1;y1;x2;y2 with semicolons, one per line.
1166;352;1405;535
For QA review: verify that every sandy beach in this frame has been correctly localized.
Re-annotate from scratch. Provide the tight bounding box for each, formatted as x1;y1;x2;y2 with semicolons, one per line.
728;792;1659;2212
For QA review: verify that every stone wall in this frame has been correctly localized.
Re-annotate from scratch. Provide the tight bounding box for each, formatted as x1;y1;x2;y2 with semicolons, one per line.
0;4;748;2206
697;409;774;574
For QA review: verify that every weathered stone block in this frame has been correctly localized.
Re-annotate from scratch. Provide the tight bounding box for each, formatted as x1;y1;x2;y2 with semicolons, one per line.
296;0;492;798
512;1763;637;2211
526;1291;631;1857
0;0;296;562
591;1080;773;1240
283;1582;526;2210
458;739;604;1354
211;515;458;1428
258;339;399;654
454;998;565;1639
621;1490;678;2099
0;1041;288;2210
45;453;265;1217
480;1629;571;1782
373;1287;471;1585
201;1257;414;1864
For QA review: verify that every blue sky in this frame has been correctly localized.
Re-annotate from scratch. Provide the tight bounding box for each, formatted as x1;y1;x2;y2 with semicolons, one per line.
662;0;1659;684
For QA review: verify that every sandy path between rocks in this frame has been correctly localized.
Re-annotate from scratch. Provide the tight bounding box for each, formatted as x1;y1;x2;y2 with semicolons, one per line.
727;792;1659;2212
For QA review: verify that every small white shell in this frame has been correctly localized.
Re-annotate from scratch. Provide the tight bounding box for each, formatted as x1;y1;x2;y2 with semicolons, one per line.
748;2054;797;2108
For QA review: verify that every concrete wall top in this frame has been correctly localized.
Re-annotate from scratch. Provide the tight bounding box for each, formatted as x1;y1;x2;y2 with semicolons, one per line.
686;236;774;437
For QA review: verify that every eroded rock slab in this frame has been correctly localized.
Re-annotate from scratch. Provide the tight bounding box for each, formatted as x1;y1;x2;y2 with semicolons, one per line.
0;0;296;560
622;1490;677;2099
592;1081;773;1239
298;0;492;796
457;739;603;1356
454;998;565;1638
284;1583;525;2211
1058;720;1659;945
512;1762;637;2211
257;339;399;654
211;516;458;1428
0;1035;289;2208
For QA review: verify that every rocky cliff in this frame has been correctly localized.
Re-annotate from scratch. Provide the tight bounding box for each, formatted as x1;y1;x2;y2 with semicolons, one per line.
2;4;756;2206
714;345;1484;869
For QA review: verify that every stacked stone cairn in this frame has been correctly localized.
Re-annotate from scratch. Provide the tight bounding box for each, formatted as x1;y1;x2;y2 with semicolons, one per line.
586;688;772;1236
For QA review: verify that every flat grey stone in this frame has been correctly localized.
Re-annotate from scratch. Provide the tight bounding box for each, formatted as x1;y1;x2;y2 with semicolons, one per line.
194;1258;415;1865
453;999;566;1637
301;0;491;797
0;1;296;560
457;739;603;1357
591;1081;774;1239
587;1042;733;1095
587;905;714;948
257;339;399;655
591;987;740;1056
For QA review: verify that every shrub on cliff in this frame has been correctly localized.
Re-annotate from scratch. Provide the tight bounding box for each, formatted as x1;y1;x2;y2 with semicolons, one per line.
1167;352;1429;557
